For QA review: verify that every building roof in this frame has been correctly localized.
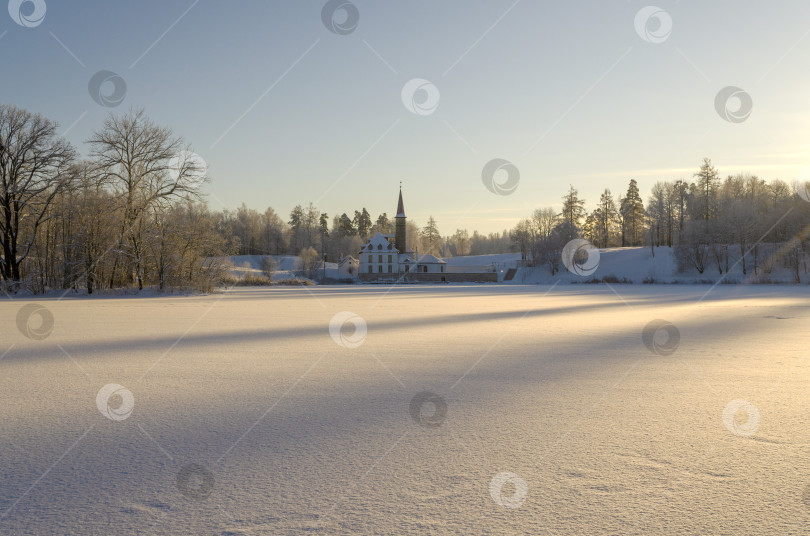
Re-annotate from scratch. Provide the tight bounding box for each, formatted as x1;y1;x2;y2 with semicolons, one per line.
395;188;405;218
399;254;445;264
360;232;399;254
415;254;446;264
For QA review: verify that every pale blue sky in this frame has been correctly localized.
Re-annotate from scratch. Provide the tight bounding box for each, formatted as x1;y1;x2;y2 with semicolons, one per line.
3;1;810;232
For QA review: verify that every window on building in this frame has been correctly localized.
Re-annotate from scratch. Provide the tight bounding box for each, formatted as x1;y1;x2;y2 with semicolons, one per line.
368;255;372;263
441;265;445;273
387;255;392;263
405;265;410;273
388;265;392;273
368;266;372;273
378;254;382;263
378;265;383;273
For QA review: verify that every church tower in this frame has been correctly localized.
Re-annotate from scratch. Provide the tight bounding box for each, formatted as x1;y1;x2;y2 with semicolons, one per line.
395;186;407;253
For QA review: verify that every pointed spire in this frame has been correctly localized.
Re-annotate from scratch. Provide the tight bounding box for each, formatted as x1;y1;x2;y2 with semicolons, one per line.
396;183;405;218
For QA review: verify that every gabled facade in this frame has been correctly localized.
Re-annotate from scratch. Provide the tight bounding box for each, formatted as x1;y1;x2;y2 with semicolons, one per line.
358;233;402;276
338;255;358;278
358;233;447;278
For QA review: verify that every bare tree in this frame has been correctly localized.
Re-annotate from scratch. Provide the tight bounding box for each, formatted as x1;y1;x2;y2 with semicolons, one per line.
722;199;757;275
261;256;278;279
451;228;471;256
0;105;76;283
299;246;320;278
532;207;558;241
72;161;117;293
509;218;535;261
88;109;205;289
675;222;709;274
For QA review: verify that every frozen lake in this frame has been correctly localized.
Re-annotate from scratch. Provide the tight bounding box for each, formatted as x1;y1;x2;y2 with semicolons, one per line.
1;284;809;535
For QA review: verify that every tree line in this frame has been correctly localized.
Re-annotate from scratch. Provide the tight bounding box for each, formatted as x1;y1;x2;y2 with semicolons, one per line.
0;105;228;293
0;104;511;293
5;102;806;293
218;203;512;262
510;158;810;281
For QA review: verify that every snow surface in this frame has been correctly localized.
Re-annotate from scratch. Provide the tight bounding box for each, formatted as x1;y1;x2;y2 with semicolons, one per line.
2;285;810;534
442;253;522;267
442;253;521;276
515;246;806;284
226;255;349;281
226;247;806;285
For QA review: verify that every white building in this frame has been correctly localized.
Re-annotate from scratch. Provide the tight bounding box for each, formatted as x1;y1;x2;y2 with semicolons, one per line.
358;188;446;280
337;256;358;279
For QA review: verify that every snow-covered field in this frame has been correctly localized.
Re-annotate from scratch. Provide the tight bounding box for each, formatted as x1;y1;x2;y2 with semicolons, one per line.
2;285;810;535
226;255;349;282
515;246;807;284
225;246;808;285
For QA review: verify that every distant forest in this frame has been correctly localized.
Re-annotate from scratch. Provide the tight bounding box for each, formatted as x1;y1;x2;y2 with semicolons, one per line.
1;105;809;293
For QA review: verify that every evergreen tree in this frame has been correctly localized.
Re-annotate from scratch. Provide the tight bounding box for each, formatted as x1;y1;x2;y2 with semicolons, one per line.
421;216;441;255
620;179;645;246
595;189;619;248
356;208;372;238
288;205;304;253
560;185;586;229
693;157;720;223
582;210;601;248
319;212;329;257
374;212;392;234
338;213;356;236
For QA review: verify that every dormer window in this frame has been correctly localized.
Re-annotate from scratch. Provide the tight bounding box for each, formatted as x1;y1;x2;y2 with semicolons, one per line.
377;244;382;250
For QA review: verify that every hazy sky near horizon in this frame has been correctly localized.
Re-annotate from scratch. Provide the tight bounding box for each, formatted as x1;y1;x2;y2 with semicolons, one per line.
3;0;810;233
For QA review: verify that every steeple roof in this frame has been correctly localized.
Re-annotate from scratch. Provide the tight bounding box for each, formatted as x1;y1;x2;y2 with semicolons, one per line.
396;187;405;218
